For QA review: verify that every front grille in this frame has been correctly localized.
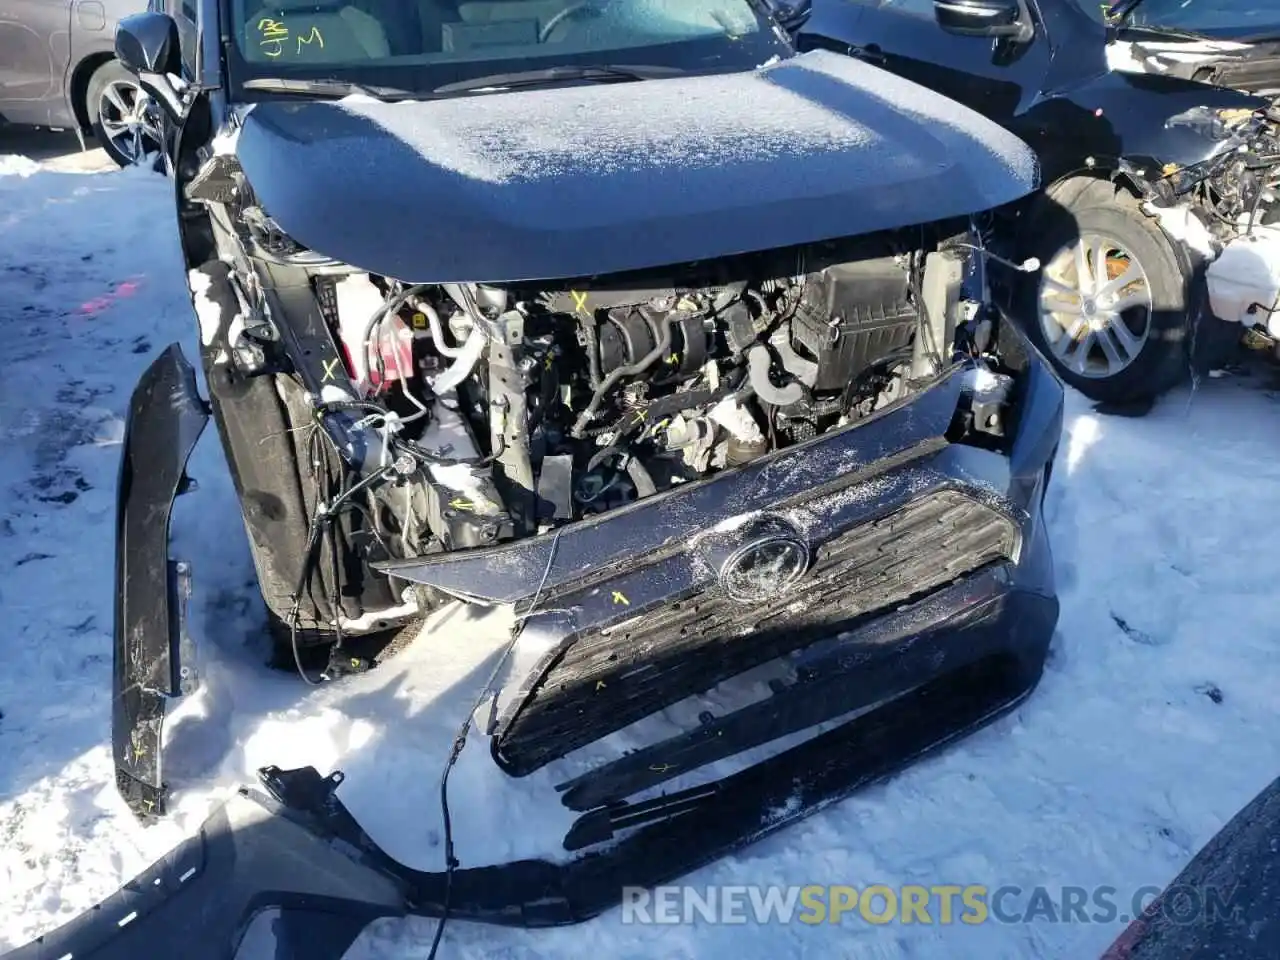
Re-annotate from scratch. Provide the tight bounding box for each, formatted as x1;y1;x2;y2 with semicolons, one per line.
497;489;1019;774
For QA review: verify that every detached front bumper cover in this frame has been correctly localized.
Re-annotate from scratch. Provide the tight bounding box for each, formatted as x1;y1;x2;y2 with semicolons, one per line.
7;647;1046;960
49;337;1067;959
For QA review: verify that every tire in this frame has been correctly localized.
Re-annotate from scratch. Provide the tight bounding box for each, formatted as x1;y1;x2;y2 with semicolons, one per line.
1016;183;1194;406
85;59;163;169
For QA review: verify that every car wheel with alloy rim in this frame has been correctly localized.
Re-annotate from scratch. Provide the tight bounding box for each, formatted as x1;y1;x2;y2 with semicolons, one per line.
87;59;164;169
1018;184;1194;407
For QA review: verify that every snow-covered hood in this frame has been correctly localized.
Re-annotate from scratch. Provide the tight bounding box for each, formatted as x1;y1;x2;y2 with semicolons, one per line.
233;50;1038;284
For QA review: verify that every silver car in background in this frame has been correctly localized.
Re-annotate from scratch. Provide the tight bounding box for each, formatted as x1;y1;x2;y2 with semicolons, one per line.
0;0;191;164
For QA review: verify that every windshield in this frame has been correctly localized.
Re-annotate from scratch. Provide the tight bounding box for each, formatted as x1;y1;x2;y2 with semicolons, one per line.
224;0;787;96
1104;0;1280;39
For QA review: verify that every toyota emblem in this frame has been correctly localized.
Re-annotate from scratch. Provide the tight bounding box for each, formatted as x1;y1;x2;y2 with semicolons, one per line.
718;531;811;603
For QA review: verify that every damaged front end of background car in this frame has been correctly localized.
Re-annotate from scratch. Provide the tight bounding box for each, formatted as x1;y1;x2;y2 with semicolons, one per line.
1144;103;1280;350
12;11;1065;960
798;0;1280;406
1019;88;1280;403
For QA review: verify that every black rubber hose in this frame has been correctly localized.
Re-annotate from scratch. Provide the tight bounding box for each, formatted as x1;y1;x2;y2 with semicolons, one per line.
314;399;395;417
580;317;603;391
396;435;506;468
359;282;433;384
570;315;677;438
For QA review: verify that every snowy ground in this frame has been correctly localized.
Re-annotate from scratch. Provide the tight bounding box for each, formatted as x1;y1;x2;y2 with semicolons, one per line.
1;144;1279;960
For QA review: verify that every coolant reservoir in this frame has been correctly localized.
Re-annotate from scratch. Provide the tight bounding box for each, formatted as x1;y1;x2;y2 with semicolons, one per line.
1206;227;1280;336
333;273;413;392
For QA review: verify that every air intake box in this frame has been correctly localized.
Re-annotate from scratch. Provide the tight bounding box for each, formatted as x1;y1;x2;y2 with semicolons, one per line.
790;257;917;393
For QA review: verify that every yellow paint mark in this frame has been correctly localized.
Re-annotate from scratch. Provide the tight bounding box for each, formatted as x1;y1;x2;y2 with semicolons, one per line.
296;25;324;54
321;357;340;382
411;311;428;329
448;497;474;511
570;290;589;314
350;658;361;669
648;763;676;774
1162;163;1180;176
611;590;630;606
255;17;323;58
595;680;607;691
257;17;289;58
257;17;288;38
665;353;679;365
142;797;155;812
631;409;647;424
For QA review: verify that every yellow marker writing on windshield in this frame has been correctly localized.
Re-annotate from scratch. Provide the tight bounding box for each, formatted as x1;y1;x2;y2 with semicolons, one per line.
296;25;324;54
257;17;289;58
258;17;287;38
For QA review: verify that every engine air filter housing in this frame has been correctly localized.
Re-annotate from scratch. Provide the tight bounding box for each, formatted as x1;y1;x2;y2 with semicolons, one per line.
790;257;917;392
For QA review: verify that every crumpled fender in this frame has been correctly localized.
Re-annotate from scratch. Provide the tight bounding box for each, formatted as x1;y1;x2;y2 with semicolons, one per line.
112;343;208;818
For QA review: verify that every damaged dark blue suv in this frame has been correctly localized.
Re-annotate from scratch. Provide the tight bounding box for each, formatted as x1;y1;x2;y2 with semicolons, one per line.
9;3;1065;958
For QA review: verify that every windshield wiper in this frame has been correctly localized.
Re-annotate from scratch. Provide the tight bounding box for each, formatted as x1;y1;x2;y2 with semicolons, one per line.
241;77;419;101
1117;23;1216;41
1108;0;1220;41
432;64;685;95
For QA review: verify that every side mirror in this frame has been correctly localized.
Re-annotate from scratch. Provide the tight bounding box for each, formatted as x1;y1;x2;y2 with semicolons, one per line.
114;12;187;123
934;0;1033;43
115;12;181;75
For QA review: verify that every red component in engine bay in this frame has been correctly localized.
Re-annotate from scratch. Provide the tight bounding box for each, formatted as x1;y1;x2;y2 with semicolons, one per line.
365;312;415;390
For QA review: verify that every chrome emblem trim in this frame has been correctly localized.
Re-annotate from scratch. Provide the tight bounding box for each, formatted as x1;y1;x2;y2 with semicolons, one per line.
715;519;811;603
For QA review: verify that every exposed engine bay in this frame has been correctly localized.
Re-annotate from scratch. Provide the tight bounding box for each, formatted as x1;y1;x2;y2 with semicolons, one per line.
290;231;999;554
1146;98;1280;339
200;204;1016;649
1154;99;1280;239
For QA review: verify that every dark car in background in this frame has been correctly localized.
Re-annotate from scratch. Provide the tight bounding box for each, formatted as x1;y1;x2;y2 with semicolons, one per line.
802;0;1280;406
0;0;191;164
